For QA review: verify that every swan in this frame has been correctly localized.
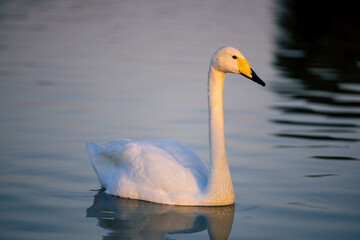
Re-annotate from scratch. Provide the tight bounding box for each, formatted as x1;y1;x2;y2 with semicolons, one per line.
86;46;265;206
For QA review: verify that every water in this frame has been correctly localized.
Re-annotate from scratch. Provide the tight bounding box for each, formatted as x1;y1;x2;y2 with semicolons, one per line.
0;0;359;239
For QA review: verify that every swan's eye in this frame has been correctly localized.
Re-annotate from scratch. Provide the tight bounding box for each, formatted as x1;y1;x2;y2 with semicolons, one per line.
232;55;237;59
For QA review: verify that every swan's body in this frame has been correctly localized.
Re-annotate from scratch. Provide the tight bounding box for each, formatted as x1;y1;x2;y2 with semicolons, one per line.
87;46;265;206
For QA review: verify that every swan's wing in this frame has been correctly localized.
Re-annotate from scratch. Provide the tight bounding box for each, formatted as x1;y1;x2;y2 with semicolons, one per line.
86;139;208;199
147;139;209;180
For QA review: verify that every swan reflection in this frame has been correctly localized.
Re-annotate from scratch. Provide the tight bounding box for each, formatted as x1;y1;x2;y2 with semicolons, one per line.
87;190;235;240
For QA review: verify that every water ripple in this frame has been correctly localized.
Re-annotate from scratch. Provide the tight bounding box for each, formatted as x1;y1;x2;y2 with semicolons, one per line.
311;156;359;161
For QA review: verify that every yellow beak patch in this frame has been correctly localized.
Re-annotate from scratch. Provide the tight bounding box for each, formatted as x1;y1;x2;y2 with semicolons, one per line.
236;58;252;78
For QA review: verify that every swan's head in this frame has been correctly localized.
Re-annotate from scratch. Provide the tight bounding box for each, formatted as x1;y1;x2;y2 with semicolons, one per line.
210;46;265;86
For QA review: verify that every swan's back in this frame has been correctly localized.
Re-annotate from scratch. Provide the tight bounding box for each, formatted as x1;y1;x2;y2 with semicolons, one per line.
86;139;209;205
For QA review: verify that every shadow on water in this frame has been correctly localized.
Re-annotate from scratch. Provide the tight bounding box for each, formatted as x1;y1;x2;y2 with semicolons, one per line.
87;190;235;240
272;0;360;159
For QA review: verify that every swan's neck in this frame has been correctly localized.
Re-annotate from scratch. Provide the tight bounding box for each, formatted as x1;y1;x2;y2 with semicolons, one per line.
205;66;234;205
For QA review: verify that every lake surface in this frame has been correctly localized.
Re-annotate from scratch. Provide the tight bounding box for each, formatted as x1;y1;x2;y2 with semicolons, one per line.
0;0;359;239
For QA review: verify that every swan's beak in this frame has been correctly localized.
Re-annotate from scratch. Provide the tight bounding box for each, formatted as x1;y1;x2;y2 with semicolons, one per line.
236;58;266;87
242;68;266;87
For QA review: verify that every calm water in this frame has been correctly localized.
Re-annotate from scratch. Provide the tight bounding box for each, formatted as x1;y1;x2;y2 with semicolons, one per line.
0;0;359;239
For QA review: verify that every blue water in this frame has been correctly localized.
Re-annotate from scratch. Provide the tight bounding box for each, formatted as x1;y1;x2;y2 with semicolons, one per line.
0;0;359;239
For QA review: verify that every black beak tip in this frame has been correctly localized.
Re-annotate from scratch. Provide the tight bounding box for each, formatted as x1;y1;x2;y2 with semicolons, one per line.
242;69;266;87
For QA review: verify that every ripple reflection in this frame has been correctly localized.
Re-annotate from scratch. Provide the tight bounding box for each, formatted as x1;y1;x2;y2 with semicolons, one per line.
272;0;360;161
87;190;235;240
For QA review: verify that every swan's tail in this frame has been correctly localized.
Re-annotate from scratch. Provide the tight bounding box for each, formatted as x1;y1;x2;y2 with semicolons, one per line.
86;142;105;187
86;142;100;160
86;142;101;167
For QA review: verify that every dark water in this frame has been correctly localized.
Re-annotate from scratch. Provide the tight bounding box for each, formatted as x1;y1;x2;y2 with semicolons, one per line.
0;0;359;239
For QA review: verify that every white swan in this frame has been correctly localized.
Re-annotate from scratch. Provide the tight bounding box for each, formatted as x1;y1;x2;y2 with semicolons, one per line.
86;46;265;206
